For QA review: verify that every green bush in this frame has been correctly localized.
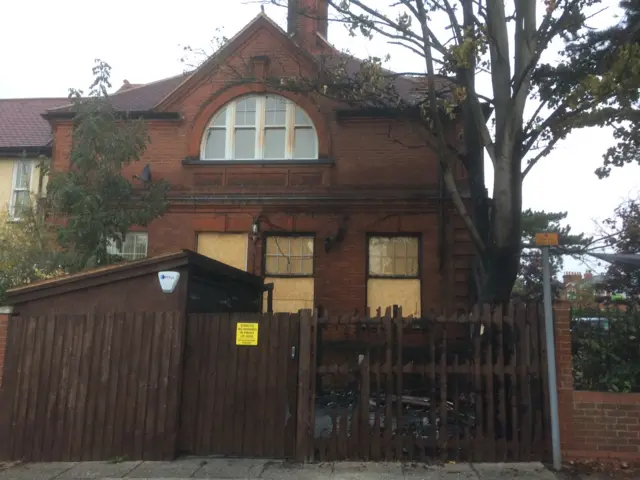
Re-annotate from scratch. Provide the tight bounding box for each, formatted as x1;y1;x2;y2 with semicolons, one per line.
571;307;640;392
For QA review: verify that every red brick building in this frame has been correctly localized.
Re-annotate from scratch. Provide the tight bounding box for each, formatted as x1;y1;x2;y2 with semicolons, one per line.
43;1;473;316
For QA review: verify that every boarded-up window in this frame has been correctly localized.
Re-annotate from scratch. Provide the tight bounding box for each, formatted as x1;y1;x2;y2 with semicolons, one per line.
264;236;314;313
368;236;421;316
197;233;248;271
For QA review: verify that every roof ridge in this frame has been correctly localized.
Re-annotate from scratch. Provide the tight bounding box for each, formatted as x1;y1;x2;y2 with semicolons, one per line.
0;97;68;102
45;72;191;113
110;71;191;97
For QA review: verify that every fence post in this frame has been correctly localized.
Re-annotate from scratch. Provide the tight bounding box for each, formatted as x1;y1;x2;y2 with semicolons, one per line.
295;309;317;462
0;306;12;388
553;301;574;454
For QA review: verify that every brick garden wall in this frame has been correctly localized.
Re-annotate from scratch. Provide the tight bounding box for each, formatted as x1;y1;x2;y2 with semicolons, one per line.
555;302;640;462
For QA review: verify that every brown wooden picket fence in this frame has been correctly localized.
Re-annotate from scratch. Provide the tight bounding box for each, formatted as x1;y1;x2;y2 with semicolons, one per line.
295;303;551;462
0;304;550;463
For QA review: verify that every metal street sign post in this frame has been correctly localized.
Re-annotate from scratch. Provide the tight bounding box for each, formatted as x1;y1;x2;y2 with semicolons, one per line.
535;232;561;470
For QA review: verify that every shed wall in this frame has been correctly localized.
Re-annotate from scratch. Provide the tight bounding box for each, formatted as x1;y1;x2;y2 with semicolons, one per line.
12;267;188;318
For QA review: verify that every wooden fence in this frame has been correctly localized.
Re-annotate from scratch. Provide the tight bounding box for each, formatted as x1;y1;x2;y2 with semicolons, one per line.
296;304;551;463
0;305;550;463
0;312;184;461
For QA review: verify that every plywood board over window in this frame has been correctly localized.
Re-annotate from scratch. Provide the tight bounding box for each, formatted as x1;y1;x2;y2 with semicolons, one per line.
367;236;421;317
264;236;314;313
197;233;249;271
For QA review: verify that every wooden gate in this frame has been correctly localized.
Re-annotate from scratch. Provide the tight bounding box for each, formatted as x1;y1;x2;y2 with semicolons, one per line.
296;303;551;463
178;313;300;458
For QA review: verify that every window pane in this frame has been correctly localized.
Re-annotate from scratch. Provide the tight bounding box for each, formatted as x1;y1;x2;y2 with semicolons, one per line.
407;238;418;257
278;256;290;274
15;162;32;189
302;258;313;275
264;128;286;159
291;238;303;256
134;234;148;258
293;127;317;158
295;106;312;126
234;128;256;159
407;258;418;276
235;98;256;126
204;128;226;159
290;258;302;274
211;108;227;127
394;258;407;276
265;97;287;126
13;191;30;216
302;238;314;256
266;237;279;254
381;257;394;276
369;256;381;276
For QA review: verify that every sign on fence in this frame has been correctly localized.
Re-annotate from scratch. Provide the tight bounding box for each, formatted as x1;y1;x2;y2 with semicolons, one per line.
236;322;259;346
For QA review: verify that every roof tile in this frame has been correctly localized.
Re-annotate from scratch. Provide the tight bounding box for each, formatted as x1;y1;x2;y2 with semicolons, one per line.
0;98;68;148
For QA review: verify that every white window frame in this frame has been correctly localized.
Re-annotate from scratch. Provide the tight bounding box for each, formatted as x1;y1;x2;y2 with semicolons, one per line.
107;232;148;261
200;94;319;161
9;160;35;221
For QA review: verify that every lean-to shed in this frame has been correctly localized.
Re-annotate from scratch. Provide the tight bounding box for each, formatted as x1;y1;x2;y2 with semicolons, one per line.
5;250;272;317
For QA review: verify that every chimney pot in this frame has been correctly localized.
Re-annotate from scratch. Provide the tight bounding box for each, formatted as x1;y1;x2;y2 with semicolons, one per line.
288;0;329;49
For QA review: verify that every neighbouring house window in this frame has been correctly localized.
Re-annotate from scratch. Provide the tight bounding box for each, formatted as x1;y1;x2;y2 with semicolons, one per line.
201;95;318;161
265;236;314;276
368;236;419;278
367;236;421;317
107;232;148;261
10;160;34;220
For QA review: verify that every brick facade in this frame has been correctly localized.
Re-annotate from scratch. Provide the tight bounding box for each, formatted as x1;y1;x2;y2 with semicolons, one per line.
555;301;640;462
48;11;474;315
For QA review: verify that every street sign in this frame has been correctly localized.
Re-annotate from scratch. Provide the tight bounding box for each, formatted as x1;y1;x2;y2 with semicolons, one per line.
535;232;559;246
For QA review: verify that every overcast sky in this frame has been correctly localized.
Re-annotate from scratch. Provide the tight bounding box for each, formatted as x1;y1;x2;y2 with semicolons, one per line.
2;0;636;274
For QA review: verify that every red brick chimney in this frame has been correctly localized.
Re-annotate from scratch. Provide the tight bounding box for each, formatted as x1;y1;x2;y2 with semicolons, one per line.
288;0;329;48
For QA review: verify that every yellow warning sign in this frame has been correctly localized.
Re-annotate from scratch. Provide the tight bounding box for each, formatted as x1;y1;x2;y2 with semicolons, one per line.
535;232;559;246
236;323;259;346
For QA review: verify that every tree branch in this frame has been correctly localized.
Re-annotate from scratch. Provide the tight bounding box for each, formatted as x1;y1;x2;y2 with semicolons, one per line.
414;0;486;256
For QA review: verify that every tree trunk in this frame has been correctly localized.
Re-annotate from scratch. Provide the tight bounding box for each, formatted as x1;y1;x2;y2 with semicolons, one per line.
479;152;523;305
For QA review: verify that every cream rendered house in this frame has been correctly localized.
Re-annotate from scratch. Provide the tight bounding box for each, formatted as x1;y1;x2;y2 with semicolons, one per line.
0;98;68;219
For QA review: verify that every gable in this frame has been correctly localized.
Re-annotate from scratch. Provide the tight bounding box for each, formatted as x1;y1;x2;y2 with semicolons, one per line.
155;14;319;112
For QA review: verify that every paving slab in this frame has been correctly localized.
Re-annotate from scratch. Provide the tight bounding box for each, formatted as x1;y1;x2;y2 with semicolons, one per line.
405;463;478;479
124;459;205;478
402;464;441;480
193;458;271;478
58;461;142;479
260;462;334;480
0;462;76;480
473;462;558;480
331;461;404;480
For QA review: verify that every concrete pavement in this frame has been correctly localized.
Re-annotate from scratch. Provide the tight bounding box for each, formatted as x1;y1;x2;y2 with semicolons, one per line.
0;458;569;479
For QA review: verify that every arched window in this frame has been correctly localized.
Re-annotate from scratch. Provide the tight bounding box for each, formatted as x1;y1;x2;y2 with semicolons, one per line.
201;95;318;161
